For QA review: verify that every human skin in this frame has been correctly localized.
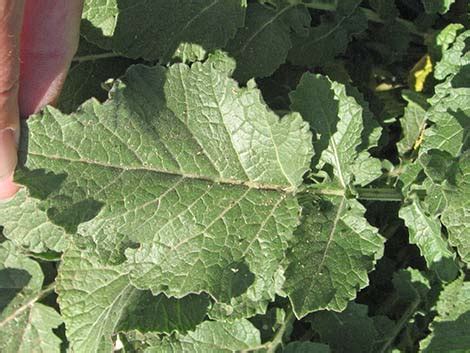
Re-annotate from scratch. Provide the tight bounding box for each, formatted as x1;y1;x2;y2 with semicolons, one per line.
0;0;84;200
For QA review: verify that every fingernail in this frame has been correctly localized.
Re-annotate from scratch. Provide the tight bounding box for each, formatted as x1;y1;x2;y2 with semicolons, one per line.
0;129;18;181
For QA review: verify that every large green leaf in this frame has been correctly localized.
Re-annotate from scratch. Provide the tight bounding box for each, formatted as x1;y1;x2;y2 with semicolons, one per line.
0;242;62;353
81;0;245;61
14;53;312;320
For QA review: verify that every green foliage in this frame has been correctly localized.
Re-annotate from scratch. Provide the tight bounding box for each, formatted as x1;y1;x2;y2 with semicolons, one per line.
81;0;245;62
288;0;368;67
1;1;470;352
422;0;456;14
420;278;470;352
0;243;62;353
144;320;261;352
309;303;394;353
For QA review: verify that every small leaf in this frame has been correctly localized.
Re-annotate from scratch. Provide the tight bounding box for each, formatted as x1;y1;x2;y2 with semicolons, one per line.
423;68;470;156
434;26;470;81
290;73;381;186
286;73;384;317
397;90;429;155
400;197;458;282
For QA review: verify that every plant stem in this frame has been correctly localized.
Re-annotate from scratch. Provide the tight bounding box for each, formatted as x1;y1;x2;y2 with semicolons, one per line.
72;52;121;63
302;186;403;202
355;187;404;202
242;311;295;352
379;298;420;353
266;311;295;353
0;282;56;328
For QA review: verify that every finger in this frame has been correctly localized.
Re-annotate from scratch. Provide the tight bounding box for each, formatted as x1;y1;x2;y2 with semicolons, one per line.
0;0;25;199
19;0;84;116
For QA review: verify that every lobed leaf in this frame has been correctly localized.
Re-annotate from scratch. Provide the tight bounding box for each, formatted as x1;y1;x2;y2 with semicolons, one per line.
400;196;458;282
12;53;313;325
285;73;384;317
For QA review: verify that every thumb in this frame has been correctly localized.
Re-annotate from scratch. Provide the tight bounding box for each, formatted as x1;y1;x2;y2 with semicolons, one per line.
19;0;84;116
0;0;25;200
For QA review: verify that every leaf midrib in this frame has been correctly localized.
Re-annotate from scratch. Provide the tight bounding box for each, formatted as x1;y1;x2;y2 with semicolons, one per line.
27;151;295;192
236;4;294;55
161;0;222;59
309;1;361;45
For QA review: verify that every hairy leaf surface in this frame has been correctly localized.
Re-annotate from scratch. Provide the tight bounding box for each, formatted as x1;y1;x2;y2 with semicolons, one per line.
16;54;312;320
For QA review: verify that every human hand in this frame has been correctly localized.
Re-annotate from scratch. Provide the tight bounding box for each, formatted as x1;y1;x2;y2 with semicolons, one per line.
0;0;83;200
